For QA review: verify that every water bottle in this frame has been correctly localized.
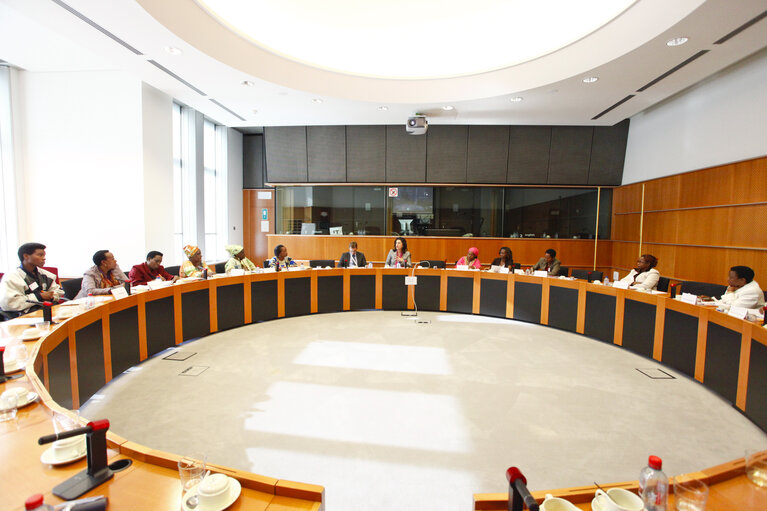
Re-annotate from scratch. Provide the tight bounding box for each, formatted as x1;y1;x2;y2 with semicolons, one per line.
85;293;95;310
603;276;610;286
639;455;668;511
24;494;54;510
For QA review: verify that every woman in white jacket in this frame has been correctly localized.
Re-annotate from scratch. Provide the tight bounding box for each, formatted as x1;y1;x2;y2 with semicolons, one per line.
619;254;660;291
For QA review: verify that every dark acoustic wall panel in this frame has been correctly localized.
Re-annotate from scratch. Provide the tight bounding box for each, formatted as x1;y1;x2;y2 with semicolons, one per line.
146;296;175;357
588;119;629;185
251;280;278;322
584;292;616;343
48;338;73;409
547;286;578;332
386;125;426;182
382;275;408;310
447;276;474;314
264;126;307;182
703;323;741;404
307;126;346;182
414;275;440;311
467;126;510;183
346;126;386;182
508;126;551;184
350;275;376;310
243;134;264;188
480;279;507;318
285;278;311;317
622;299;656;358
109;307;140;377
548;126;594;185
662;310;698;378
75;321;105;406
317;276;343;313
746;339;767;432
426;125;468;183
217;284;245;331
514;282;542;323
181;289;210;341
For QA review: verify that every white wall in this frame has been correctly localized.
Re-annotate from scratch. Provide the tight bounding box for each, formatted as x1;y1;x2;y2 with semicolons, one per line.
622;48;767;184
226;127;243;246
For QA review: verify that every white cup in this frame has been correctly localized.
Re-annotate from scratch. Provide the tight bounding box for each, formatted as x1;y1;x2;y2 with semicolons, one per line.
197;473;231;509
2;387;28;404
541;493;580;511
594;488;643;511
52;435;86;459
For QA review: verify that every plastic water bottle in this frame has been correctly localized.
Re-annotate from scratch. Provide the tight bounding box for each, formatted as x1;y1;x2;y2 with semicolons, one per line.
24;494;55;510
639;455;668;511
85;293;95;310
604;276;610;286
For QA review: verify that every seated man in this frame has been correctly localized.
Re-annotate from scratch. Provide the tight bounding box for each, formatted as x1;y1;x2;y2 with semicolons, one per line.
338;241;367;268
75;250;128;298
129;251;178;286
719;266;765;309
224;244;257;273
532;248;561;276
0;242;64;315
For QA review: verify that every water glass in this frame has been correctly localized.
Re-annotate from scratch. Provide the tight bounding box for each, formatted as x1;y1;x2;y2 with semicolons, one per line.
673;477;708;511
745;449;767;488
178;453;207;494
0;393;18;422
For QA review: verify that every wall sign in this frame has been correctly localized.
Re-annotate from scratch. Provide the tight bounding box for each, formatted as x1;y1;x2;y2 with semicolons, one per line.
388;187;398;198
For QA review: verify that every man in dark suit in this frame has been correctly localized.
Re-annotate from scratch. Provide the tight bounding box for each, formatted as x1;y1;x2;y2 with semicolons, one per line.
338;241;367;268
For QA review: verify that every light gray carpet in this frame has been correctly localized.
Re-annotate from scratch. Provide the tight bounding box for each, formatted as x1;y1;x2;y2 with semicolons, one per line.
81;311;767;511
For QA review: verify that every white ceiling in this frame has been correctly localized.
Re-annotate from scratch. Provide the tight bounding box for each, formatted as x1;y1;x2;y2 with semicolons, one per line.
1;0;766;128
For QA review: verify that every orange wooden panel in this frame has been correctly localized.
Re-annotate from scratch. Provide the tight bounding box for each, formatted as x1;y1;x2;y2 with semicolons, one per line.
472;272;481;314
612;182;643;214
677;165;733;209
611;213;641;242
613;290;624;346
728;205;767;247
209;282;219;333
643;174;680;211
695;309;709;382
736;323;753;411
731;156;767;203
653;299;666;361
642;211;679;244
101;309;113;383
540;278;550;325
137;293;148;361
674;208;731;246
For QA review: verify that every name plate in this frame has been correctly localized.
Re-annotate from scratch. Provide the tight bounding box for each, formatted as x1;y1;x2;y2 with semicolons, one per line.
728;306;748;319
681;293;698;305
613;281;630;290
514;269;525;275
111;287;129;299
263;267;276;273
456;265;469;271
533;270;548;278
499;267;510;274
229;268;245;276
405;276;417;286
490;265;500;273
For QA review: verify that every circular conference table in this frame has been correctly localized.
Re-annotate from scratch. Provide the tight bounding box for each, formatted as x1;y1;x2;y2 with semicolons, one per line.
2;269;766;510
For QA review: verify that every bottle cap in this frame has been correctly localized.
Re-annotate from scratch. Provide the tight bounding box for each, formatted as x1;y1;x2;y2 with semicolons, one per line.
43;301;52;307
25;494;44;509
648;455;662;470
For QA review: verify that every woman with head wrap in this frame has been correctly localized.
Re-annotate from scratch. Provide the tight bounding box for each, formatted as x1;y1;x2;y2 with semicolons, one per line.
224;244;257;273
180;244;212;278
456;247;481;269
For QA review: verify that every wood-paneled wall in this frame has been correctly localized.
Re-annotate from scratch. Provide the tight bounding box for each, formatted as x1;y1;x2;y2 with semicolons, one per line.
611;155;767;284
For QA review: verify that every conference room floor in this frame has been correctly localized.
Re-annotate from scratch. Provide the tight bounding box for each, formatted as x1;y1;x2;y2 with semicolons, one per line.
81;311;767;511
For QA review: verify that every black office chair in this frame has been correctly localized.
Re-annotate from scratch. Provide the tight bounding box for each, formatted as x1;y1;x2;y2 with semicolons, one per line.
309;259;335;268
572;269;602;282
680;281;727;297
558;266;570;277
419;260;446;268
656;276;670;293
165;265;181;277
214;261;227;273
590;271;603;283
263;260;271;268
513;263;521;270
62;278;83;300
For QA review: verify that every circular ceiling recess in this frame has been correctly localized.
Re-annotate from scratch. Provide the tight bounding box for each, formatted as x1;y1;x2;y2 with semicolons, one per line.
196;0;636;79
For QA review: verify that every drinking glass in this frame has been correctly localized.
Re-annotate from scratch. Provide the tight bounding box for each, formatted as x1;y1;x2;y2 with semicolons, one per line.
745;449;767;488
178;453;207;495
673;477;708;511
0;393;18;422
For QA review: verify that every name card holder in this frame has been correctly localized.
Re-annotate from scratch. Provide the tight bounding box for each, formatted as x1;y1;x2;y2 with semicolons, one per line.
613;281;630;290
110;287;129;300
230;269;245;276
499;267;510;274
728;306;748;319
533;270;548;278
681;293;698;305
514;269;525;275
490;265;500;273
456;265;469;271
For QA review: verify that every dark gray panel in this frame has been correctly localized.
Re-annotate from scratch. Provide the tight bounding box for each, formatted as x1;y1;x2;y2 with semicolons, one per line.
181;289;210;341
662;309;698;378
513;282;541;323
75;320;105;405
350;274;376;310
317;276;343;313
48;338;73;409
548;285;578;332
508;126;551;184
386;125;426;182
243;134;264;188
382;275;408;310
109;307;140;377
622;299;656;358
346;126;385;182
548;126;594;185
467;126;509;183
217;283;245;331
251;280;278;322
703;323;741;404
588;120;629;185
426;125;467;183
447;276;473;314
479;279;507;318
414;275;440;311
146;296;175;357
746;339;767;432
264;126;307;182
584;292;616;343
285;277;311;317
307;126;346;182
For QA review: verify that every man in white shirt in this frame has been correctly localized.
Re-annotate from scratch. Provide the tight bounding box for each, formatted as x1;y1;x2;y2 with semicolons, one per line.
0;242;64;316
719;266;765;309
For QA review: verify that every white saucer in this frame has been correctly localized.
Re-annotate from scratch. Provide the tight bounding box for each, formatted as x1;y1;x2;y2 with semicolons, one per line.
3;359;24;373
40;442;87;466
591;496;604;511
182;477;241;511
19;329;43;341
17;391;38;408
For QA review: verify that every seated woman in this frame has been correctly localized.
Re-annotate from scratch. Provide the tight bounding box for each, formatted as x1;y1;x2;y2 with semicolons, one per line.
224;244;257;273
619;254;660;291
180;245;212;278
491;246;514;269
385;237;412;268
456;247;481;269
269;244;297;271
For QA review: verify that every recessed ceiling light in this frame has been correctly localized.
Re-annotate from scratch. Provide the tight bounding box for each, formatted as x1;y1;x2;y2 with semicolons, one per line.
582;76;599;84
666;36;689;47
241;80;255;87
164;46;182;55
252;109;258;114
378;106;388;111
442;105;454;111
312;98;323;104
510;97;523;102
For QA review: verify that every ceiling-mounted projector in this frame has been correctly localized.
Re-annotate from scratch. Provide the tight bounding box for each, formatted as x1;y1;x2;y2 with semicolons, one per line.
406;116;428;135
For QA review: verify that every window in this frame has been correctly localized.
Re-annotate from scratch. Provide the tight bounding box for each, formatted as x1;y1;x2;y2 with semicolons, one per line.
172;103;184;261
0;65;18;270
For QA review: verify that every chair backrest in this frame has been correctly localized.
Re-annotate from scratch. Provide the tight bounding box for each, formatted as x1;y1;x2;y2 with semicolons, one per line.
0;272;4;281
264;260;271;268
309;259;334;268
165;265;181;277
656;276;670;292
590;271;603;283
41;266;60;284
62;278;83;300
571;269;590;281
214;261;227;273
513;263;521;270
419;260;446;268
681;281;727;297
558;266;569;277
